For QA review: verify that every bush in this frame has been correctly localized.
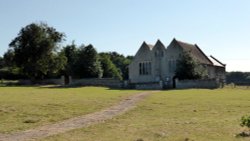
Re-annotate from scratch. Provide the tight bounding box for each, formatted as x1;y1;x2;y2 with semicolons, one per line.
0;67;27;80
240;115;250;128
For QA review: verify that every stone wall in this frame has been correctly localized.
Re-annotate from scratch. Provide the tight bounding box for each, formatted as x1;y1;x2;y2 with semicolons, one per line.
176;79;220;89
18;78;122;88
17;78;220;89
69;78;123;88
135;81;163;90
18;79;63;85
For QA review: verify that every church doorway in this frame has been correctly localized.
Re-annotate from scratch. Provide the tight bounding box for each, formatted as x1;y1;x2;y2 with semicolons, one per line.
172;76;177;88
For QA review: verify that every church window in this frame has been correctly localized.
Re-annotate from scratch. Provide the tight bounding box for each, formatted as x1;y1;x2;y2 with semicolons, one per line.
139;61;152;75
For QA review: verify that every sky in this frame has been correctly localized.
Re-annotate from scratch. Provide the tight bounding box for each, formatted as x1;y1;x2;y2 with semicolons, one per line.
0;0;250;72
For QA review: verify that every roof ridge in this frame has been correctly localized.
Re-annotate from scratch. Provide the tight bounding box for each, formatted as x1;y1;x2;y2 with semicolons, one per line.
154;39;165;48
175;39;195;46
141;41;154;50
210;55;226;66
194;44;213;65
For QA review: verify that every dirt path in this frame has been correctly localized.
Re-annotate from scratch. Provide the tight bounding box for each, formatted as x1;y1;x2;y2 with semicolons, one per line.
0;91;157;141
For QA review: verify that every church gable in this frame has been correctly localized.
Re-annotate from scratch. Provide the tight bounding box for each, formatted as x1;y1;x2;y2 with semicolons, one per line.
129;38;226;85
153;40;166;58
133;41;153;60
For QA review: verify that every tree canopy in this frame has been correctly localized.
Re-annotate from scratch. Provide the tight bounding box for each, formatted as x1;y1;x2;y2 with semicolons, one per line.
0;56;4;69
61;45;131;80
73;45;103;78
2;22;134;81
8;22;66;80
3;49;15;68
175;51;207;80
226;71;250;85
99;52;133;80
61;43;78;77
99;54;122;80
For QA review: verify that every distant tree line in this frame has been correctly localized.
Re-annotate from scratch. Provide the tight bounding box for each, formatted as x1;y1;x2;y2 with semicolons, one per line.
0;22;133;81
226;72;250;85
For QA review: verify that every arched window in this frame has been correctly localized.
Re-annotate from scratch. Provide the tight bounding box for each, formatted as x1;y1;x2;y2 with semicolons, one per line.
139;61;152;75
139;63;142;75
169;59;176;73
155;50;164;57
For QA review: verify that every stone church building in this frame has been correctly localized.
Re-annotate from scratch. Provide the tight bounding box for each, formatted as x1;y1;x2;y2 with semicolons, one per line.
128;38;226;88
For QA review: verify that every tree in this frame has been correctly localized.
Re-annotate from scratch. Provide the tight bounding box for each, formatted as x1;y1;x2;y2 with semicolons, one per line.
74;45;103;78
47;52;67;76
61;43;79;77
99;52;133;80
0;56;4;69
175;51;207;80
8;22;66;80
123;56;133;80
3;49;15;67
226;72;250;85
99;54;122;80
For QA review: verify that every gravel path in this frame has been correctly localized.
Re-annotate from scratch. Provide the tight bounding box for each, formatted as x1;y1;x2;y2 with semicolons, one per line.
0;91;156;141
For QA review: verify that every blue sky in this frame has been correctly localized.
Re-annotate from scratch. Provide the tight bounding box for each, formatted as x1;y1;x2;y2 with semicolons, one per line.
1;0;250;71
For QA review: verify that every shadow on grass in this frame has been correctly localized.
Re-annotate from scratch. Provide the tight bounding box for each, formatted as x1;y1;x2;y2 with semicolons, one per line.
235;132;250;138
37;85;132;91
0;84;42;88
37;85;153;92
0;84;127;90
0;83;219;91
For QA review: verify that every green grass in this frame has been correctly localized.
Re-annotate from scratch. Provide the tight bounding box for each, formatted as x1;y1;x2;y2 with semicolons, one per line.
0;86;141;133
42;88;250;141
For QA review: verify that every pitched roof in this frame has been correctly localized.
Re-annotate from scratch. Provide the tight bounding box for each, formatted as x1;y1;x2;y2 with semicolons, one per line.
174;39;213;65
138;38;225;68
147;44;154;50
154;39;165;49
141;41;154;50
208;55;226;67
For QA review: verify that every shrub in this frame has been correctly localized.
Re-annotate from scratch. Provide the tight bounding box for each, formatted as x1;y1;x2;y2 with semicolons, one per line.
240;115;250;128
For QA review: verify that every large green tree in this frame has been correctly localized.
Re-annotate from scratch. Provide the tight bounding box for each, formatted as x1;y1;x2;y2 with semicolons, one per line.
74;44;103;78
61;43;79;77
99;52;133;80
99;54;122;80
175;51;207;80
9;22;66;80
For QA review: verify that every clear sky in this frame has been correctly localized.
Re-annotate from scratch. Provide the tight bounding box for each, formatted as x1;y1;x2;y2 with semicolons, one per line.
1;0;250;72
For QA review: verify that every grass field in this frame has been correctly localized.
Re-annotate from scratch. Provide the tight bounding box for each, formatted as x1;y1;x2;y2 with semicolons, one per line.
0;86;141;133
41;88;250;141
